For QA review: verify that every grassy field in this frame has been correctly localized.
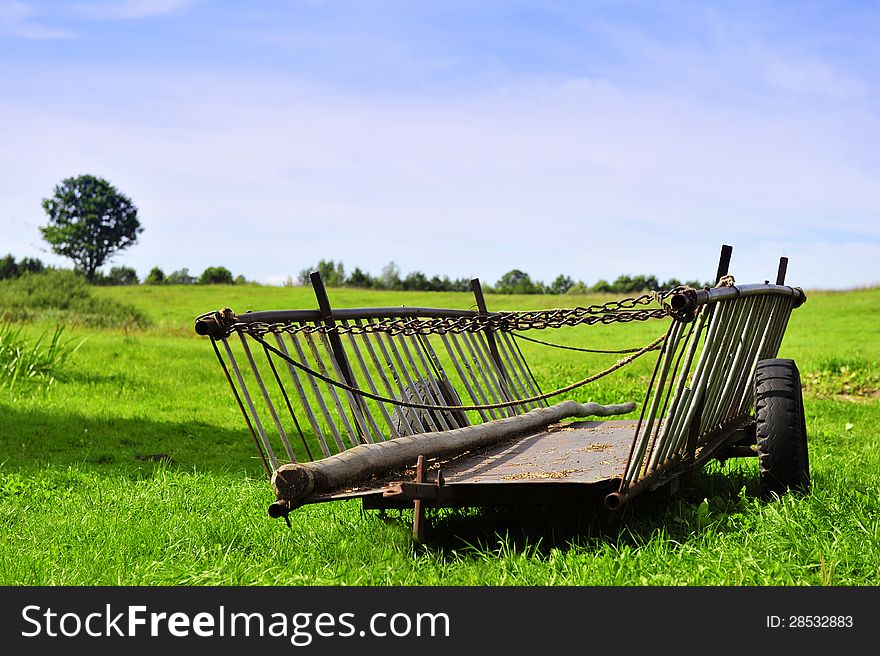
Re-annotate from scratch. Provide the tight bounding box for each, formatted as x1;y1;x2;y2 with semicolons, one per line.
1;282;878;585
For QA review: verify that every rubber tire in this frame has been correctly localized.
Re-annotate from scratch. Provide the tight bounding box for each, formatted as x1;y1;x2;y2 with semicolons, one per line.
754;358;811;500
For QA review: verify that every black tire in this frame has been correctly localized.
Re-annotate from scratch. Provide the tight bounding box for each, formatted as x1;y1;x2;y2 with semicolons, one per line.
754;358;811;500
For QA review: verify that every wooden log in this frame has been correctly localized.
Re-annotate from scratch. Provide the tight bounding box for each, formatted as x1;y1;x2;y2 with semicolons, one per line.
272;400;636;506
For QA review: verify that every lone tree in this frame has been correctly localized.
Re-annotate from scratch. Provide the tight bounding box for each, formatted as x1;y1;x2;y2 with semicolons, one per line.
40;174;143;282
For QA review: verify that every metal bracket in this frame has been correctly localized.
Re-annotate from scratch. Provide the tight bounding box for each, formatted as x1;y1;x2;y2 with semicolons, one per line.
382;455;447;543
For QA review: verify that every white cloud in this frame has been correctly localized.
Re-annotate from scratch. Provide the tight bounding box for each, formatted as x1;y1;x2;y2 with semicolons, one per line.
0;0;74;38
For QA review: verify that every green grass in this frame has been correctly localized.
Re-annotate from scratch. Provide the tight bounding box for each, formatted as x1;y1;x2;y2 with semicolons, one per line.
0;284;878;585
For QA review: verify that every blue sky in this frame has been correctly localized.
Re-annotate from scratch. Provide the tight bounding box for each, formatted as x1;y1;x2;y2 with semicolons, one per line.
2;1;879;289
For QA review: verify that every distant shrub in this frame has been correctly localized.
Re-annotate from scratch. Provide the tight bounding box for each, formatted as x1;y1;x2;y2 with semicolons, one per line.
0;254;46;281
95;266;140;286
166;268;197;285
0;270;150;329
145;267;165;285
200;266;234;285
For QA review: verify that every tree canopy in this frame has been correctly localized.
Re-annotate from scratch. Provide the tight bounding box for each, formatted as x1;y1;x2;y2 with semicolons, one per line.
40;175;143;282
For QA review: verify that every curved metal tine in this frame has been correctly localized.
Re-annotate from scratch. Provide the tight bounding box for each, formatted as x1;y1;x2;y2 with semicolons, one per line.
461;330;512;417
636;319;684;477
445;331;498;421
655;307;710;464
644;319;693;470
439;332;493;423
395;331;455;431
274;332;330;459
736;296;781;415
705;296;757;429
354;319;415;436
315;328;378;444
381;331;443;432
223;336;279;471
289;330;347;454
625;321;680;482
305;327;362;448
701;297;751;432
723;295;771;422
341;320;399;440
371;323;430;433
497;331;542;410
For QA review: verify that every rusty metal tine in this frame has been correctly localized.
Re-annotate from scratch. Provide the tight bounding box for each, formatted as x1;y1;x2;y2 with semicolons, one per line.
341;320;399;440
448;330;500;420
397;332;455;431
439;332;493;422
223;336;279;470
275;333;330;459
307;328;363;448
372;326;430;433
469;331;517;417
356;319;415;436
289;331;347;453
461;330;512;417
315;328;378;444
383;332;442;432
498;331;543;410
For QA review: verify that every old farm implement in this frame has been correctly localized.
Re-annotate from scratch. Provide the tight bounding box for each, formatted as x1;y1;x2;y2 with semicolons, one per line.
195;245;810;541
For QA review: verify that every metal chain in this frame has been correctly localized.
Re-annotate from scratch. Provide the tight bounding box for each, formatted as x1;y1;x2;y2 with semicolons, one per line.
203;288;687;340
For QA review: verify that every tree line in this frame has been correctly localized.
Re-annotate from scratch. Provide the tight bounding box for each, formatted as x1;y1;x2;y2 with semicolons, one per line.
295;259;709;294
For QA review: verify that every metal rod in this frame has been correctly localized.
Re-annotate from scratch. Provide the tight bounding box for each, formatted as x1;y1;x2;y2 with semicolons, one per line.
403;332;459;430
261;343;307;462
355;319;416;436
275;333;331;458
306;328;362;448
377;330;433;433
316;329;377;444
341;320;400;440
439;332;494;422
471;278;514;403
715;244;733;284
289;331;347;453
462;330;515;417
505;330;548;407
394;332;454;432
494;330;538;411
211;338;272;476
223;336;279;470
446;330;498;420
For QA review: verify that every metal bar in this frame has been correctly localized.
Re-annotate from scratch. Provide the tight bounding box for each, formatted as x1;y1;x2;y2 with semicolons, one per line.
261;343;306;462
394;332;454;432
289;331;347;453
316;329;378;444
776;257;789;285
439;332;494;423
447;330;499;420
403;332;459;431
375;329;431;433
223;337;279;470
383;332;443;432
715;244;733;284
355;319;416;436
471;278;514;403
211;338;272;476
275;333;331;458
494;330;538;411
341;320;400;440
505;330;548;407
305;328;362;448
310;271;367;442
462;330;515;417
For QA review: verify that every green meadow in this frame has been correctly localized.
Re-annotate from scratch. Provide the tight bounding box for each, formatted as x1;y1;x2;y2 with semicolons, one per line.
1;280;878;585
